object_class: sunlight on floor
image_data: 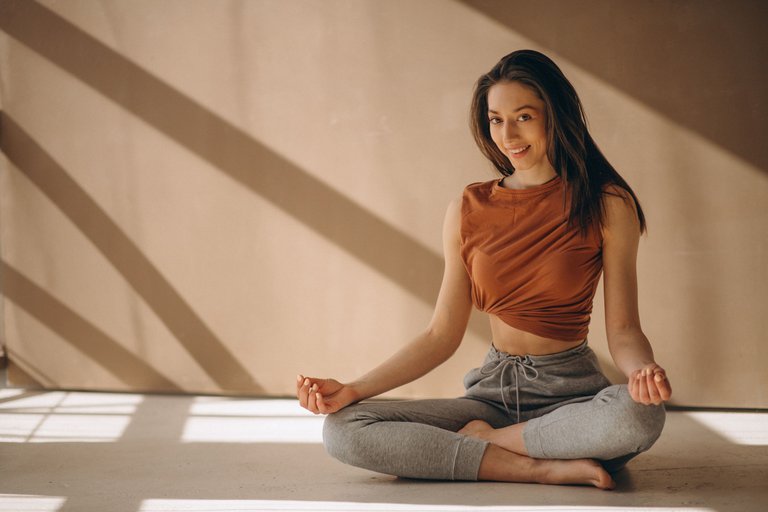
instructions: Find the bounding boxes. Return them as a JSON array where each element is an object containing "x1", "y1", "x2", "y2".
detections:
[
  {"x1": 0, "y1": 392, "x2": 326, "y2": 444},
  {"x1": 180, "y1": 397, "x2": 323, "y2": 443},
  {"x1": 0, "y1": 389, "x2": 30, "y2": 400},
  {"x1": 0, "y1": 391, "x2": 143, "y2": 442},
  {"x1": 1, "y1": 391, "x2": 765, "y2": 511},
  {"x1": 686, "y1": 411, "x2": 768, "y2": 445},
  {"x1": 3, "y1": 391, "x2": 767, "y2": 447},
  {"x1": 0, "y1": 494, "x2": 721, "y2": 512},
  {"x1": 0, "y1": 494, "x2": 65, "y2": 512}
]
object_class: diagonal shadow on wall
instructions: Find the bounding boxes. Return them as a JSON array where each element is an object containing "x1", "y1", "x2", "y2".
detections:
[
  {"x1": 0, "y1": 1, "x2": 496, "y2": 393},
  {"x1": 0, "y1": 1, "x2": 450, "y2": 303},
  {"x1": 0, "y1": 115, "x2": 260, "y2": 393},
  {"x1": 0, "y1": 0, "x2": 447, "y2": 308},
  {"x1": 459, "y1": 0, "x2": 768, "y2": 174},
  {"x1": 1, "y1": 350, "x2": 58, "y2": 389},
  {"x1": 0, "y1": 0, "x2": 453, "y2": 304},
  {"x1": 1, "y1": 261, "x2": 181, "y2": 392},
  {"x1": 0, "y1": 5, "x2": 477, "y2": 330}
]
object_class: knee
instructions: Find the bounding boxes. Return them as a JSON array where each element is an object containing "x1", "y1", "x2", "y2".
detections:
[
  {"x1": 321, "y1": 405, "x2": 368, "y2": 465},
  {"x1": 611, "y1": 385, "x2": 666, "y2": 454}
]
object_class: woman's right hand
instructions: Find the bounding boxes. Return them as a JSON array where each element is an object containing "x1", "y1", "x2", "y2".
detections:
[{"x1": 296, "y1": 374, "x2": 359, "y2": 415}]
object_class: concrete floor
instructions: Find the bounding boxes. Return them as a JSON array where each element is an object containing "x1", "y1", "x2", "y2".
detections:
[{"x1": 0, "y1": 389, "x2": 766, "y2": 512}]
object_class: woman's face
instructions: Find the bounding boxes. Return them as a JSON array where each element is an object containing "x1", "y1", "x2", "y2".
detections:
[{"x1": 486, "y1": 81, "x2": 552, "y2": 175}]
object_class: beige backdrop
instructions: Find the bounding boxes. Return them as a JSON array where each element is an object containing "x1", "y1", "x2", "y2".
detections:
[{"x1": 0, "y1": 0, "x2": 766, "y2": 407}]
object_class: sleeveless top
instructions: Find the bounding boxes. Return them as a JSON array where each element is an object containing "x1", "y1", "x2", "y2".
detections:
[{"x1": 459, "y1": 174, "x2": 603, "y2": 342}]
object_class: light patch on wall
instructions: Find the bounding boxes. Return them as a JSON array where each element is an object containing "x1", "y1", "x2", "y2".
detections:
[
  {"x1": 686, "y1": 411, "x2": 768, "y2": 446},
  {"x1": 181, "y1": 398, "x2": 322, "y2": 443},
  {"x1": 0, "y1": 391, "x2": 143, "y2": 442}
]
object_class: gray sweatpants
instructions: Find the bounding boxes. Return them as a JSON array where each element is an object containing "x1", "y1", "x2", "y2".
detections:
[{"x1": 323, "y1": 339, "x2": 665, "y2": 480}]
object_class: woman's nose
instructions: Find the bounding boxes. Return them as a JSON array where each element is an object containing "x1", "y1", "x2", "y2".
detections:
[{"x1": 502, "y1": 122, "x2": 519, "y2": 142}]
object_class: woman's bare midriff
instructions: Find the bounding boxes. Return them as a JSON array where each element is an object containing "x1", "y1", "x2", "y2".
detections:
[{"x1": 489, "y1": 314, "x2": 585, "y2": 356}]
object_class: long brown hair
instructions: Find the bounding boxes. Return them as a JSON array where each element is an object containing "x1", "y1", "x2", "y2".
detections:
[{"x1": 469, "y1": 49, "x2": 646, "y2": 238}]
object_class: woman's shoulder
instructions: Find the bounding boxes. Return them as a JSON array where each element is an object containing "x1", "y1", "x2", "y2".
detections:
[
  {"x1": 601, "y1": 183, "x2": 638, "y2": 210},
  {"x1": 600, "y1": 183, "x2": 640, "y2": 237},
  {"x1": 458, "y1": 179, "x2": 495, "y2": 218},
  {"x1": 601, "y1": 181, "x2": 631, "y2": 198},
  {"x1": 463, "y1": 178, "x2": 496, "y2": 193},
  {"x1": 461, "y1": 177, "x2": 499, "y2": 200}
]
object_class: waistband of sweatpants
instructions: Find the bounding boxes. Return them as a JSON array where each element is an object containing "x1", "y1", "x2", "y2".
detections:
[{"x1": 488, "y1": 338, "x2": 592, "y2": 367}]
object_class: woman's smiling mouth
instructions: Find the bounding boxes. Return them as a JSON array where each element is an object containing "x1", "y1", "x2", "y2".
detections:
[{"x1": 506, "y1": 145, "x2": 531, "y2": 157}]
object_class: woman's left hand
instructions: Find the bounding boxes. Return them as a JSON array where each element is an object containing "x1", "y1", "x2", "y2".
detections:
[{"x1": 629, "y1": 364, "x2": 672, "y2": 405}]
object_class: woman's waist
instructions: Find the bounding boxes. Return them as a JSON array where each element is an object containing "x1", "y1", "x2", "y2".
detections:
[{"x1": 489, "y1": 314, "x2": 586, "y2": 356}]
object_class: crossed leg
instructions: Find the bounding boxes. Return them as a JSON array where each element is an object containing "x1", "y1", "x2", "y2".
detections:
[
  {"x1": 459, "y1": 384, "x2": 666, "y2": 477},
  {"x1": 323, "y1": 396, "x2": 615, "y2": 488}
]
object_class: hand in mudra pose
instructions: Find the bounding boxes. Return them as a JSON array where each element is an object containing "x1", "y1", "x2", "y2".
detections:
[
  {"x1": 296, "y1": 374, "x2": 358, "y2": 415},
  {"x1": 629, "y1": 364, "x2": 672, "y2": 405}
]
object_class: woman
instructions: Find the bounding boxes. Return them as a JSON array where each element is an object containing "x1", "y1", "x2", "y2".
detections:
[{"x1": 296, "y1": 49, "x2": 671, "y2": 490}]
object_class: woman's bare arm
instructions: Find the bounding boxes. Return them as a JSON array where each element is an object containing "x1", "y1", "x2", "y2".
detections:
[
  {"x1": 602, "y1": 186, "x2": 672, "y2": 405},
  {"x1": 298, "y1": 193, "x2": 474, "y2": 414}
]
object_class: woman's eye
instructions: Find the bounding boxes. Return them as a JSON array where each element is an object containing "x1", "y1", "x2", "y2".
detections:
[
  {"x1": 518, "y1": 114, "x2": 531, "y2": 122},
  {"x1": 489, "y1": 118, "x2": 501, "y2": 124}
]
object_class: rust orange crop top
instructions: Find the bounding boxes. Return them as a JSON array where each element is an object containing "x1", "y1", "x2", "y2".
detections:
[{"x1": 459, "y1": 174, "x2": 603, "y2": 342}]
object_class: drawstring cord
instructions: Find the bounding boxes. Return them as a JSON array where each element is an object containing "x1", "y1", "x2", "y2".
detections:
[{"x1": 480, "y1": 353, "x2": 540, "y2": 423}]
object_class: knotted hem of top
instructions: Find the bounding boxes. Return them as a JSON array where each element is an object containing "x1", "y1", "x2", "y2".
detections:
[{"x1": 491, "y1": 314, "x2": 591, "y2": 344}]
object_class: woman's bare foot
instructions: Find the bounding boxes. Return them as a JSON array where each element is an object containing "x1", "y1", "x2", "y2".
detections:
[
  {"x1": 459, "y1": 419, "x2": 528, "y2": 455},
  {"x1": 478, "y1": 438, "x2": 615, "y2": 490},
  {"x1": 534, "y1": 458, "x2": 615, "y2": 490},
  {"x1": 458, "y1": 419, "x2": 494, "y2": 439}
]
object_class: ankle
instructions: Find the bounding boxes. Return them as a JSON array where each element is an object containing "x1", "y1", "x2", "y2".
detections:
[
  {"x1": 524, "y1": 456, "x2": 546, "y2": 483},
  {"x1": 478, "y1": 428, "x2": 495, "y2": 442}
]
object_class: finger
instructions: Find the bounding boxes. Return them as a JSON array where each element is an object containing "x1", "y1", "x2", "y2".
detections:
[
  {"x1": 628, "y1": 371, "x2": 639, "y2": 401},
  {"x1": 298, "y1": 377, "x2": 311, "y2": 409},
  {"x1": 316, "y1": 392, "x2": 332, "y2": 415},
  {"x1": 646, "y1": 372, "x2": 661, "y2": 404},
  {"x1": 632, "y1": 373, "x2": 644, "y2": 403},
  {"x1": 637, "y1": 372, "x2": 651, "y2": 404},
  {"x1": 307, "y1": 383, "x2": 319, "y2": 414},
  {"x1": 655, "y1": 373, "x2": 672, "y2": 401},
  {"x1": 296, "y1": 374, "x2": 304, "y2": 396},
  {"x1": 651, "y1": 368, "x2": 672, "y2": 401},
  {"x1": 313, "y1": 378, "x2": 327, "y2": 394},
  {"x1": 315, "y1": 392, "x2": 326, "y2": 414}
]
